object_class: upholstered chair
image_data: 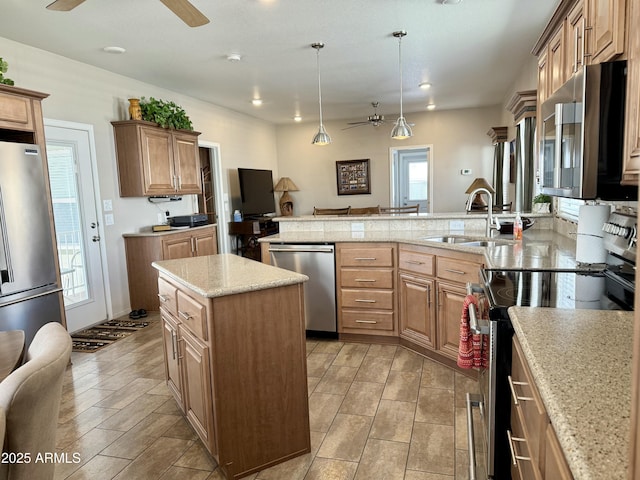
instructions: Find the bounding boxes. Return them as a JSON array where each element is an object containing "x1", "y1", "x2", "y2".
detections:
[{"x1": 0, "y1": 322, "x2": 72, "y2": 480}]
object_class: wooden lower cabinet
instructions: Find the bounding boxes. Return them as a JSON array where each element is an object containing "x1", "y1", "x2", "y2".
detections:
[
  {"x1": 398, "y1": 273, "x2": 436, "y2": 348},
  {"x1": 158, "y1": 273, "x2": 310, "y2": 480},
  {"x1": 437, "y1": 281, "x2": 467, "y2": 359},
  {"x1": 124, "y1": 225, "x2": 217, "y2": 311},
  {"x1": 510, "y1": 337, "x2": 574, "y2": 480}
]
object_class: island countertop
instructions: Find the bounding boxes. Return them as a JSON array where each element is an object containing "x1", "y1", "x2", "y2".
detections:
[
  {"x1": 152, "y1": 253, "x2": 308, "y2": 298},
  {"x1": 508, "y1": 306, "x2": 633, "y2": 480}
]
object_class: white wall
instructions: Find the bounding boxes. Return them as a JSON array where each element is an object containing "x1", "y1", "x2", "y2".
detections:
[
  {"x1": 0, "y1": 37, "x2": 278, "y2": 319},
  {"x1": 275, "y1": 105, "x2": 503, "y2": 214}
]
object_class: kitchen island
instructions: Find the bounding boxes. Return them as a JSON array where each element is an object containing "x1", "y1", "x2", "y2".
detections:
[
  {"x1": 509, "y1": 307, "x2": 633, "y2": 480},
  {"x1": 152, "y1": 254, "x2": 310, "y2": 480}
]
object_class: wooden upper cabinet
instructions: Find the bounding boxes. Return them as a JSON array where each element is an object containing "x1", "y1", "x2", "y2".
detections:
[
  {"x1": 622, "y1": 0, "x2": 640, "y2": 184},
  {"x1": 549, "y1": 27, "x2": 567, "y2": 94},
  {"x1": 112, "y1": 120, "x2": 201, "y2": 197},
  {"x1": 537, "y1": 50, "x2": 550, "y2": 107},
  {"x1": 566, "y1": 0, "x2": 590, "y2": 75},
  {"x1": 589, "y1": 0, "x2": 626, "y2": 63}
]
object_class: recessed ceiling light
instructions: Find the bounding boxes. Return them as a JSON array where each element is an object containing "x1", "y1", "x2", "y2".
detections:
[
  {"x1": 227, "y1": 53, "x2": 242, "y2": 62},
  {"x1": 441, "y1": 0, "x2": 462, "y2": 4},
  {"x1": 103, "y1": 46, "x2": 126, "y2": 54},
  {"x1": 426, "y1": 104, "x2": 436, "y2": 110},
  {"x1": 252, "y1": 99, "x2": 263, "y2": 106},
  {"x1": 293, "y1": 115, "x2": 302, "y2": 122},
  {"x1": 419, "y1": 82, "x2": 432, "y2": 90}
]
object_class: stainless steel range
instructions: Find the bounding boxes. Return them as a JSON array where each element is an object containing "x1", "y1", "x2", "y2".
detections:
[{"x1": 465, "y1": 210, "x2": 636, "y2": 480}]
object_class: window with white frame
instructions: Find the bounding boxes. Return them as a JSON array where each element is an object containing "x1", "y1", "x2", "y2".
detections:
[{"x1": 557, "y1": 197, "x2": 585, "y2": 222}]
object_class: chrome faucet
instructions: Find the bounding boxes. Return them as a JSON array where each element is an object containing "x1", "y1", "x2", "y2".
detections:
[{"x1": 466, "y1": 187, "x2": 500, "y2": 237}]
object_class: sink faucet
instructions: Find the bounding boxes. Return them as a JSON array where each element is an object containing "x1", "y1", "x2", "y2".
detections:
[{"x1": 466, "y1": 187, "x2": 500, "y2": 237}]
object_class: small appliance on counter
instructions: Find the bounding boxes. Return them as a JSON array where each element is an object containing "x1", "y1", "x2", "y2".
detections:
[{"x1": 167, "y1": 213, "x2": 208, "y2": 228}]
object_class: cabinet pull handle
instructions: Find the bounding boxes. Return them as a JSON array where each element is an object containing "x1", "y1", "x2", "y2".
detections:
[
  {"x1": 171, "y1": 331, "x2": 177, "y2": 360},
  {"x1": 158, "y1": 294, "x2": 170, "y2": 302},
  {"x1": 177, "y1": 175, "x2": 182, "y2": 190},
  {"x1": 177, "y1": 338, "x2": 184, "y2": 360},
  {"x1": 355, "y1": 320, "x2": 377, "y2": 324},
  {"x1": 355, "y1": 299, "x2": 376, "y2": 303},
  {"x1": 354, "y1": 257, "x2": 376, "y2": 261},
  {"x1": 178, "y1": 310, "x2": 193, "y2": 321},
  {"x1": 427, "y1": 285, "x2": 431, "y2": 308},
  {"x1": 407, "y1": 260, "x2": 424, "y2": 265},
  {"x1": 354, "y1": 278, "x2": 376, "y2": 282},
  {"x1": 507, "y1": 430, "x2": 531, "y2": 465},
  {"x1": 444, "y1": 268, "x2": 466, "y2": 275},
  {"x1": 507, "y1": 375, "x2": 533, "y2": 405}
]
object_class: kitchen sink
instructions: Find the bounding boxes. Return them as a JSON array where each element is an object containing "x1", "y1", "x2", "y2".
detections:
[
  {"x1": 421, "y1": 235, "x2": 513, "y2": 247},
  {"x1": 420, "y1": 236, "x2": 477, "y2": 243}
]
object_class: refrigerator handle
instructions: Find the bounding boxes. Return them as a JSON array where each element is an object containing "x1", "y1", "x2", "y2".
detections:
[{"x1": 0, "y1": 185, "x2": 14, "y2": 286}]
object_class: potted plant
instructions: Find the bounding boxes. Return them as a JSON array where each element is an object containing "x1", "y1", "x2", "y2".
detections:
[
  {"x1": 138, "y1": 96, "x2": 193, "y2": 131},
  {"x1": 0, "y1": 57, "x2": 15, "y2": 86},
  {"x1": 532, "y1": 193, "x2": 552, "y2": 213}
]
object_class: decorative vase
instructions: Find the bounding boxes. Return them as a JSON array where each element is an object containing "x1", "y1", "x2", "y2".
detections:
[{"x1": 128, "y1": 98, "x2": 142, "y2": 121}]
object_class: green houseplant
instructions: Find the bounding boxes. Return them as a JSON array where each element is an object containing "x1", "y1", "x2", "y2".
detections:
[
  {"x1": 532, "y1": 193, "x2": 552, "y2": 213},
  {"x1": 139, "y1": 97, "x2": 193, "y2": 131},
  {"x1": 0, "y1": 58, "x2": 15, "y2": 86}
]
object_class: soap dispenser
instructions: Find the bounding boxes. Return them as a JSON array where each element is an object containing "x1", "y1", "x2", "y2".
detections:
[{"x1": 513, "y1": 212, "x2": 523, "y2": 240}]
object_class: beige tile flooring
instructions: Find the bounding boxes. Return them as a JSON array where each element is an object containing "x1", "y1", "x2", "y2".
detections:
[{"x1": 55, "y1": 314, "x2": 478, "y2": 480}]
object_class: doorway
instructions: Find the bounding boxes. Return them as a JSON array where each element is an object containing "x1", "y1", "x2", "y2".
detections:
[
  {"x1": 198, "y1": 141, "x2": 230, "y2": 253},
  {"x1": 45, "y1": 120, "x2": 108, "y2": 333},
  {"x1": 390, "y1": 146, "x2": 432, "y2": 213}
]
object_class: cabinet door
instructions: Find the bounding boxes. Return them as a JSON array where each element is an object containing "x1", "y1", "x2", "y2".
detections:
[
  {"x1": 0, "y1": 90, "x2": 34, "y2": 132},
  {"x1": 140, "y1": 126, "x2": 175, "y2": 195},
  {"x1": 161, "y1": 314, "x2": 184, "y2": 411},
  {"x1": 589, "y1": 0, "x2": 626, "y2": 63},
  {"x1": 548, "y1": 27, "x2": 566, "y2": 95},
  {"x1": 162, "y1": 234, "x2": 193, "y2": 260},
  {"x1": 193, "y1": 230, "x2": 217, "y2": 256},
  {"x1": 398, "y1": 273, "x2": 436, "y2": 349},
  {"x1": 180, "y1": 326, "x2": 216, "y2": 455},
  {"x1": 436, "y1": 281, "x2": 466, "y2": 361},
  {"x1": 173, "y1": 132, "x2": 202, "y2": 194},
  {"x1": 567, "y1": 0, "x2": 589, "y2": 75},
  {"x1": 623, "y1": 0, "x2": 640, "y2": 185}
]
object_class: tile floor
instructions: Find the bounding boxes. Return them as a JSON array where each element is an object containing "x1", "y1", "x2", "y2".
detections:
[{"x1": 54, "y1": 314, "x2": 478, "y2": 480}]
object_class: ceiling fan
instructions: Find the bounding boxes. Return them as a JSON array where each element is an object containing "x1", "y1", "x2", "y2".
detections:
[
  {"x1": 46, "y1": 0, "x2": 210, "y2": 27},
  {"x1": 343, "y1": 102, "x2": 387, "y2": 130}
]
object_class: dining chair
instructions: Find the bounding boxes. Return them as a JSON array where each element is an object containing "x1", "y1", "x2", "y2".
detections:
[
  {"x1": 380, "y1": 205, "x2": 419, "y2": 214},
  {"x1": 313, "y1": 206, "x2": 351, "y2": 215},
  {"x1": 349, "y1": 206, "x2": 381, "y2": 215},
  {"x1": 0, "y1": 322, "x2": 72, "y2": 480}
]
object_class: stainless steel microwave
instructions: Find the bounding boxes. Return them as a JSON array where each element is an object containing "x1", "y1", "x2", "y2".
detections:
[{"x1": 539, "y1": 60, "x2": 636, "y2": 201}]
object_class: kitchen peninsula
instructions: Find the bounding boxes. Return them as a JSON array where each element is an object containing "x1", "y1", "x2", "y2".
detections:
[{"x1": 152, "y1": 254, "x2": 310, "y2": 480}]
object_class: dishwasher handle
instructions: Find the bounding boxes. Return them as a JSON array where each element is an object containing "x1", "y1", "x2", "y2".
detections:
[{"x1": 269, "y1": 246, "x2": 334, "y2": 253}]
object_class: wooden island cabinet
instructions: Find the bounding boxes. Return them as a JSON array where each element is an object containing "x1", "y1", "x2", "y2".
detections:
[{"x1": 153, "y1": 254, "x2": 310, "y2": 480}]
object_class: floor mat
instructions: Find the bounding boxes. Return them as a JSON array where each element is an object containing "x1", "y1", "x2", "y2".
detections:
[{"x1": 71, "y1": 319, "x2": 150, "y2": 353}]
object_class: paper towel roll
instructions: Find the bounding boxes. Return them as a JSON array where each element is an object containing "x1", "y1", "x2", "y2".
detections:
[{"x1": 575, "y1": 204, "x2": 610, "y2": 264}]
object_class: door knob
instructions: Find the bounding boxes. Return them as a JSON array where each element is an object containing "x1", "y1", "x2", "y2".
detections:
[
  {"x1": 91, "y1": 222, "x2": 98, "y2": 229},
  {"x1": 92, "y1": 235, "x2": 100, "y2": 242}
]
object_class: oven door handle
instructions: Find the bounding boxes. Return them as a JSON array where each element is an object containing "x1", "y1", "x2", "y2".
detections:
[
  {"x1": 466, "y1": 392, "x2": 483, "y2": 480},
  {"x1": 466, "y1": 282, "x2": 490, "y2": 335}
]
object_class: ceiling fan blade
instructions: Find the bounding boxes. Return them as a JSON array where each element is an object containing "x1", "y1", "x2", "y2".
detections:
[
  {"x1": 342, "y1": 124, "x2": 368, "y2": 130},
  {"x1": 46, "y1": 0, "x2": 86, "y2": 11},
  {"x1": 159, "y1": 0, "x2": 210, "y2": 27},
  {"x1": 346, "y1": 121, "x2": 368, "y2": 125}
]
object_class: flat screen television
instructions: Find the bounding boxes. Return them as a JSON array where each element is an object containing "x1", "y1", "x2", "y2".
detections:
[{"x1": 238, "y1": 168, "x2": 276, "y2": 218}]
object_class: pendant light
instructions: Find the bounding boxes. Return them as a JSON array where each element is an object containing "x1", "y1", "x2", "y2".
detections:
[
  {"x1": 311, "y1": 42, "x2": 331, "y2": 145},
  {"x1": 391, "y1": 30, "x2": 413, "y2": 140}
]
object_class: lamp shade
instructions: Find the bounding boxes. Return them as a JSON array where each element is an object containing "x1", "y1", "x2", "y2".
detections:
[
  {"x1": 312, "y1": 124, "x2": 331, "y2": 146},
  {"x1": 465, "y1": 177, "x2": 495, "y2": 194},
  {"x1": 274, "y1": 177, "x2": 299, "y2": 192},
  {"x1": 391, "y1": 117, "x2": 413, "y2": 140}
]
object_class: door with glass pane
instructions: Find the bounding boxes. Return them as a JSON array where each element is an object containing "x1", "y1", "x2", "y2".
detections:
[
  {"x1": 394, "y1": 148, "x2": 430, "y2": 212},
  {"x1": 45, "y1": 122, "x2": 107, "y2": 332}
]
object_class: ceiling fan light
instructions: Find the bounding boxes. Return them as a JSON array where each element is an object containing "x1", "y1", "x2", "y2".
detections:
[
  {"x1": 312, "y1": 124, "x2": 332, "y2": 145},
  {"x1": 391, "y1": 117, "x2": 413, "y2": 139}
]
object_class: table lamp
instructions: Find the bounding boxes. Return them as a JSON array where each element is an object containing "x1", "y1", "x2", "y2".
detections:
[
  {"x1": 465, "y1": 177, "x2": 494, "y2": 208},
  {"x1": 274, "y1": 177, "x2": 299, "y2": 216}
]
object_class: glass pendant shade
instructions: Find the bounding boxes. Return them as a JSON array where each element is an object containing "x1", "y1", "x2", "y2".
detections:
[
  {"x1": 391, "y1": 117, "x2": 413, "y2": 139},
  {"x1": 311, "y1": 42, "x2": 331, "y2": 145}
]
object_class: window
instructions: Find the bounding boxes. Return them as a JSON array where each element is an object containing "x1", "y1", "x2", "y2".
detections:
[{"x1": 556, "y1": 197, "x2": 585, "y2": 222}]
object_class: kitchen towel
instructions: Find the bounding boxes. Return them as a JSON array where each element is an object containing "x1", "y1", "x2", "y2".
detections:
[
  {"x1": 575, "y1": 204, "x2": 611, "y2": 264},
  {"x1": 457, "y1": 294, "x2": 488, "y2": 369}
]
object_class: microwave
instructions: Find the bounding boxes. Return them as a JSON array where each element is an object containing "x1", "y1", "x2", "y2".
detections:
[{"x1": 539, "y1": 60, "x2": 636, "y2": 201}]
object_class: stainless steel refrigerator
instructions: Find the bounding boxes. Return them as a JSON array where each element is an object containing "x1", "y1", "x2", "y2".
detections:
[{"x1": 0, "y1": 141, "x2": 65, "y2": 349}]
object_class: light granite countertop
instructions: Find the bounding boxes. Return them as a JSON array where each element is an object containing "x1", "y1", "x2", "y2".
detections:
[
  {"x1": 123, "y1": 223, "x2": 216, "y2": 237},
  {"x1": 508, "y1": 307, "x2": 633, "y2": 480},
  {"x1": 152, "y1": 253, "x2": 308, "y2": 298},
  {"x1": 261, "y1": 229, "x2": 584, "y2": 271}
]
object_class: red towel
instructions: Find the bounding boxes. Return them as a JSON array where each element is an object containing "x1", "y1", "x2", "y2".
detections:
[{"x1": 457, "y1": 294, "x2": 488, "y2": 369}]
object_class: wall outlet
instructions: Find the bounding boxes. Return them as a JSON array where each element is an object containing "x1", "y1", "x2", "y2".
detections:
[
  {"x1": 449, "y1": 219, "x2": 465, "y2": 231},
  {"x1": 103, "y1": 199, "x2": 113, "y2": 211}
]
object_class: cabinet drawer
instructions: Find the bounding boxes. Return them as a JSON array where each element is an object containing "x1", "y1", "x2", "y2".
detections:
[
  {"x1": 340, "y1": 268, "x2": 394, "y2": 289},
  {"x1": 398, "y1": 247, "x2": 435, "y2": 276},
  {"x1": 176, "y1": 289, "x2": 207, "y2": 340},
  {"x1": 341, "y1": 310, "x2": 394, "y2": 331},
  {"x1": 511, "y1": 338, "x2": 547, "y2": 465},
  {"x1": 436, "y1": 257, "x2": 481, "y2": 284},
  {"x1": 158, "y1": 277, "x2": 178, "y2": 316},
  {"x1": 339, "y1": 246, "x2": 394, "y2": 267},
  {"x1": 510, "y1": 404, "x2": 543, "y2": 480},
  {"x1": 340, "y1": 289, "x2": 394, "y2": 310}
]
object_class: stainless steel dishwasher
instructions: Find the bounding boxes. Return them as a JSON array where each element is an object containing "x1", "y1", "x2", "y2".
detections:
[{"x1": 269, "y1": 243, "x2": 337, "y2": 335}]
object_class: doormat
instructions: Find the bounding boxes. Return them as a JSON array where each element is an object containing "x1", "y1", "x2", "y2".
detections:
[{"x1": 72, "y1": 320, "x2": 150, "y2": 353}]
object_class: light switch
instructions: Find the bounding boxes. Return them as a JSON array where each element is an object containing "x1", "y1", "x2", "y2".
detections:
[
  {"x1": 103, "y1": 199, "x2": 113, "y2": 211},
  {"x1": 104, "y1": 213, "x2": 114, "y2": 226}
]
